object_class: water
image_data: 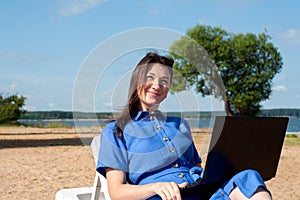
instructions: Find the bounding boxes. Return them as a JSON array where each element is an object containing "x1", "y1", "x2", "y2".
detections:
[
  {"x1": 286, "y1": 118, "x2": 300, "y2": 132},
  {"x1": 19, "y1": 117, "x2": 300, "y2": 132}
]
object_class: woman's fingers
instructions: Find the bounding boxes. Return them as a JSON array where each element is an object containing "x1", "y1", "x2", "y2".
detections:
[
  {"x1": 178, "y1": 182, "x2": 188, "y2": 189},
  {"x1": 156, "y1": 182, "x2": 182, "y2": 200}
]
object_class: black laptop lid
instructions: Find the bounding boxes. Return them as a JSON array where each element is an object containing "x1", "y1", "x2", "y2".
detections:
[{"x1": 203, "y1": 116, "x2": 289, "y2": 183}]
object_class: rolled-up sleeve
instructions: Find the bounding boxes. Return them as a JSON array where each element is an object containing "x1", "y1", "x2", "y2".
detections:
[{"x1": 96, "y1": 122, "x2": 129, "y2": 177}]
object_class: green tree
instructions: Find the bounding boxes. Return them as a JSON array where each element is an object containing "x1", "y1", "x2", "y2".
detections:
[
  {"x1": 0, "y1": 93, "x2": 27, "y2": 124},
  {"x1": 170, "y1": 25, "x2": 283, "y2": 116}
]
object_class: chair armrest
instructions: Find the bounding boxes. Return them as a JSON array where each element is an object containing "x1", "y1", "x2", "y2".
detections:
[{"x1": 91, "y1": 171, "x2": 111, "y2": 200}]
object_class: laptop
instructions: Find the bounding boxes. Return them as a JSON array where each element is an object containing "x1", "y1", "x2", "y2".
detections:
[
  {"x1": 203, "y1": 116, "x2": 289, "y2": 183},
  {"x1": 181, "y1": 116, "x2": 289, "y2": 195}
]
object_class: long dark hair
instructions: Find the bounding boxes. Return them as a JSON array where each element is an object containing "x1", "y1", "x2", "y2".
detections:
[{"x1": 114, "y1": 52, "x2": 174, "y2": 139}]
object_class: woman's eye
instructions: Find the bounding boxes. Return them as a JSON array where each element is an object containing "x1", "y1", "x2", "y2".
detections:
[
  {"x1": 160, "y1": 80, "x2": 169, "y2": 85},
  {"x1": 146, "y1": 75, "x2": 154, "y2": 81}
]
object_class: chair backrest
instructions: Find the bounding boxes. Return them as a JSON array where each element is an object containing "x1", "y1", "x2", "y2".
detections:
[
  {"x1": 91, "y1": 135, "x2": 100, "y2": 165},
  {"x1": 90, "y1": 136, "x2": 111, "y2": 200}
]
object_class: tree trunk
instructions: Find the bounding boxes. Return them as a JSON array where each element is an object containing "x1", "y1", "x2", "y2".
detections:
[{"x1": 224, "y1": 100, "x2": 234, "y2": 116}]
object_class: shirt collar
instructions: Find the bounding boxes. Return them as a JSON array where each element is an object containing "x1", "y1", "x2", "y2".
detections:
[
  {"x1": 134, "y1": 111, "x2": 150, "y2": 121},
  {"x1": 134, "y1": 110, "x2": 166, "y2": 121}
]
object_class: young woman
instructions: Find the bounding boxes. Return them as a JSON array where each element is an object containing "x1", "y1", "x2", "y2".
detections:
[{"x1": 97, "y1": 52, "x2": 272, "y2": 200}]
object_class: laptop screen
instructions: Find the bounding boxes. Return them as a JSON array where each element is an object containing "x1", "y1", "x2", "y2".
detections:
[{"x1": 203, "y1": 116, "x2": 289, "y2": 183}]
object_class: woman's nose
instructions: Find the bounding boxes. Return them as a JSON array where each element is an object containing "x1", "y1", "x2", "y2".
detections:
[{"x1": 151, "y1": 80, "x2": 161, "y2": 89}]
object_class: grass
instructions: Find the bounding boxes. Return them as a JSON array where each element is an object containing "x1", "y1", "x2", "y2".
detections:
[
  {"x1": 29, "y1": 122, "x2": 72, "y2": 128},
  {"x1": 0, "y1": 122, "x2": 72, "y2": 128},
  {"x1": 284, "y1": 135, "x2": 300, "y2": 146},
  {"x1": 0, "y1": 122, "x2": 23, "y2": 127},
  {"x1": 44, "y1": 122, "x2": 72, "y2": 128}
]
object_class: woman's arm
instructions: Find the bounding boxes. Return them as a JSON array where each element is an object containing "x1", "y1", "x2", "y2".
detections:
[{"x1": 106, "y1": 168, "x2": 187, "y2": 200}]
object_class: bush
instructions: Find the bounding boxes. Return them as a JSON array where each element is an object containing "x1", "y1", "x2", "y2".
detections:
[
  {"x1": 0, "y1": 93, "x2": 26, "y2": 124},
  {"x1": 286, "y1": 134, "x2": 298, "y2": 138}
]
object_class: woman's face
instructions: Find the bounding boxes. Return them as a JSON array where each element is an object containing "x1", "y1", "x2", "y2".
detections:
[{"x1": 139, "y1": 63, "x2": 171, "y2": 111}]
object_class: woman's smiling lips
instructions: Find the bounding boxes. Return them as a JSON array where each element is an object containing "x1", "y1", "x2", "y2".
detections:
[{"x1": 147, "y1": 91, "x2": 160, "y2": 97}]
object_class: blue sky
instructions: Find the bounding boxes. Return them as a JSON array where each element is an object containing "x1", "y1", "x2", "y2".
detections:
[{"x1": 1, "y1": 0, "x2": 300, "y2": 112}]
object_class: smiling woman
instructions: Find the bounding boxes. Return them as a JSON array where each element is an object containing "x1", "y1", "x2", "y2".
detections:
[{"x1": 95, "y1": 52, "x2": 273, "y2": 200}]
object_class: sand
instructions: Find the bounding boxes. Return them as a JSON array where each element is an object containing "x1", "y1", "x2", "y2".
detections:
[{"x1": 0, "y1": 127, "x2": 299, "y2": 200}]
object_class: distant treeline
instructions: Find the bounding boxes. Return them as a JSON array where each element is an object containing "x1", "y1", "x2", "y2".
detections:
[
  {"x1": 19, "y1": 109, "x2": 300, "y2": 120},
  {"x1": 259, "y1": 108, "x2": 300, "y2": 118}
]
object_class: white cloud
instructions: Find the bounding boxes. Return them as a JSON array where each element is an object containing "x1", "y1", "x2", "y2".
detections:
[
  {"x1": 60, "y1": 0, "x2": 111, "y2": 17},
  {"x1": 48, "y1": 103, "x2": 55, "y2": 108},
  {"x1": 279, "y1": 28, "x2": 300, "y2": 45},
  {"x1": 272, "y1": 85, "x2": 288, "y2": 92},
  {"x1": 24, "y1": 105, "x2": 37, "y2": 111},
  {"x1": 10, "y1": 82, "x2": 17, "y2": 89},
  {"x1": 104, "y1": 102, "x2": 112, "y2": 107},
  {"x1": 0, "y1": 81, "x2": 18, "y2": 93},
  {"x1": 275, "y1": 74, "x2": 286, "y2": 81}
]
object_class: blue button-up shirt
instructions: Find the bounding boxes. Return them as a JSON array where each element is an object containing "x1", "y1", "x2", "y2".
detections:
[{"x1": 97, "y1": 111, "x2": 202, "y2": 185}]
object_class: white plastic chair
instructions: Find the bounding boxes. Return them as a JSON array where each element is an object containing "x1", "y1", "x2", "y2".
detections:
[{"x1": 55, "y1": 136, "x2": 111, "y2": 200}]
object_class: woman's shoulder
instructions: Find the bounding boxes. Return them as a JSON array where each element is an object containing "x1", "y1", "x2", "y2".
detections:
[
  {"x1": 102, "y1": 120, "x2": 117, "y2": 135},
  {"x1": 101, "y1": 120, "x2": 125, "y2": 143},
  {"x1": 104, "y1": 120, "x2": 117, "y2": 127}
]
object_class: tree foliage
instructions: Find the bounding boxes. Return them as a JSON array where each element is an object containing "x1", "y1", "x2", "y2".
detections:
[
  {"x1": 0, "y1": 93, "x2": 26, "y2": 124},
  {"x1": 170, "y1": 25, "x2": 283, "y2": 116}
]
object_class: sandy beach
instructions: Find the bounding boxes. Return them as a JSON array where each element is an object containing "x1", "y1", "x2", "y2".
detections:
[{"x1": 0, "y1": 126, "x2": 299, "y2": 200}]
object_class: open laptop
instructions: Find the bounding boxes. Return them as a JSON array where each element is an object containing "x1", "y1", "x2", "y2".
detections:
[{"x1": 181, "y1": 116, "x2": 289, "y2": 194}]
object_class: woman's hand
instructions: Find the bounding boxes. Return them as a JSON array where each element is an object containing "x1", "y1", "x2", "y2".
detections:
[
  {"x1": 106, "y1": 168, "x2": 189, "y2": 200},
  {"x1": 152, "y1": 182, "x2": 188, "y2": 200}
]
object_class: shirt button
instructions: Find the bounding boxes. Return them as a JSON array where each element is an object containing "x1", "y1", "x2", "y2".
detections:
[
  {"x1": 169, "y1": 148, "x2": 175, "y2": 153},
  {"x1": 221, "y1": 191, "x2": 225, "y2": 196},
  {"x1": 163, "y1": 137, "x2": 169, "y2": 141},
  {"x1": 173, "y1": 163, "x2": 179, "y2": 168},
  {"x1": 156, "y1": 125, "x2": 162, "y2": 130},
  {"x1": 178, "y1": 173, "x2": 184, "y2": 178}
]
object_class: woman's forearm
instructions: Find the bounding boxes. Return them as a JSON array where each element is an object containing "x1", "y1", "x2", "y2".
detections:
[
  {"x1": 106, "y1": 168, "x2": 185, "y2": 200},
  {"x1": 106, "y1": 168, "x2": 159, "y2": 200},
  {"x1": 108, "y1": 182, "x2": 158, "y2": 200}
]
